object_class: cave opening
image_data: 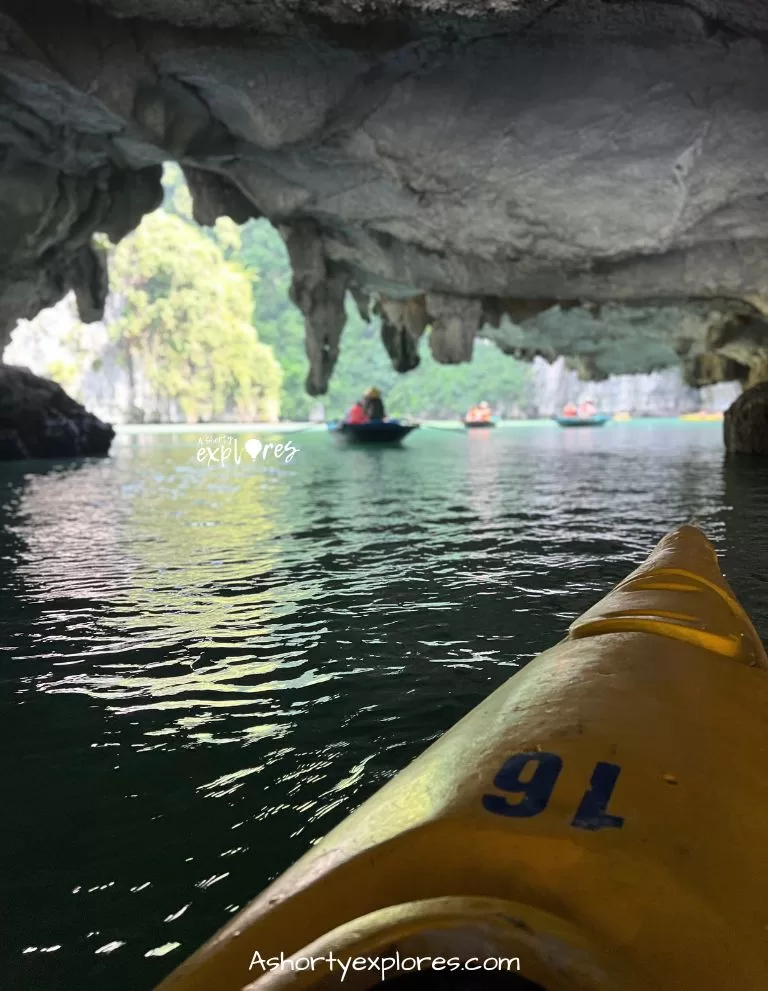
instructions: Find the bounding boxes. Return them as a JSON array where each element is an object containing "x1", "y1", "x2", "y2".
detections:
[{"x1": 1, "y1": 157, "x2": 753, "y2": 456}]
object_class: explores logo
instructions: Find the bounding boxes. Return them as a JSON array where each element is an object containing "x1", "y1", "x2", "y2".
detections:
[{"x1": 196, "y1": 434, "x2": 299, "y2": 467}]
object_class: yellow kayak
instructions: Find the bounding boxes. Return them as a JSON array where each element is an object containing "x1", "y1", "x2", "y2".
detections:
[
  {"x1": 157, "y1": 526, "x2": 768, "y2": 991},
  {"x1": 680, "y1": 412, "x2": 723, "y2": 422}
]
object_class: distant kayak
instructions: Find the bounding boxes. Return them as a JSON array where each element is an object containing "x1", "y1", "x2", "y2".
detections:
[
  {"x1": 156, "y1": 526, "x2": 768, "y2": 991},
  {"x1": 556, "y1": 414, "x2": 611, "y2": 428},
  {"x1": 680, "y1": 412, "x2": 723, "y2": 422},
  {"x1": 327, "y1": 419, "x2": 419, "y2": 444},
  {"x1": 463, "y1": 418, "x2": 497, "y2": 429}
]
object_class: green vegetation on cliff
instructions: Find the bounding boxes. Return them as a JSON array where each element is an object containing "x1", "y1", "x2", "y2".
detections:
[{"x1": 109, "y1": 203, "x2": 281, "y2": 421}]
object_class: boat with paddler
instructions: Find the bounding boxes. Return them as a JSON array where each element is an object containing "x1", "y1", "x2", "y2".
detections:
[
  {"x1": 463, "y1": 402, "x2": 496, "y2": 429},
  {"x1": 156, "y1": 525, "x2": 768, "y2": 991},
  {"x1": 327, "y1": 419, "x2": 419, "y2": 445},
  {"x1": 555, "y1": 413, "x2": 611, "y2": 428},
  {"x1": 463, "y1": 417, "x2": 497, "y2": 429}
]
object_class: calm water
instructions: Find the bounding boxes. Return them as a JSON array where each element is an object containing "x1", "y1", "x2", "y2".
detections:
[{"x1": 2, "y1": 420, "x2": 768, "y2": 990}]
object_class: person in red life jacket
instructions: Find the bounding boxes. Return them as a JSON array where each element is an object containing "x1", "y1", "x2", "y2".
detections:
[
  {"x1": 466, "y1": 402, "x2": 490, "y2": 422},
  {"x1": 477, "y1": 401, "x2": 492, "y2": 422},
  {"x1": 345, "y1": 399, "x2": 368, "y2": 425},
  {"x1": 562, "y1": 402, "x2": 578, "y2": 417}
]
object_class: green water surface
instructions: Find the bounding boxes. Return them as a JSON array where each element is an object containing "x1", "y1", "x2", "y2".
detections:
[{"x1": 1, "y1": 419, "x2": 766, "y2": 990}]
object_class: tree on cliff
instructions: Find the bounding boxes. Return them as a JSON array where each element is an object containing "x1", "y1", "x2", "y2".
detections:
[{"x1": 109, "y1": 210, "x2": 282, "y2": 421}]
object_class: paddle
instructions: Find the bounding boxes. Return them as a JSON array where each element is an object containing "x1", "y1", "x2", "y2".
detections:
[{"x1": 416, "y1": 421, "x2": 467, "y2": 433}]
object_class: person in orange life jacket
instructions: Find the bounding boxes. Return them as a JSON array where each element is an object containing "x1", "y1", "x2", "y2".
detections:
[
  {"x1": 363, "y1": 387, "x2": 386, "y2": 421},
  {"x1": 562, "y1": 403, "x2": 578, "y2": 417},
  {"x1": 345, "y1": 400, "x2": 368, "y2": 425}
]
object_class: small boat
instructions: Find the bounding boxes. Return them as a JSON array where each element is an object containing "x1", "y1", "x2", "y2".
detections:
[
  {"x1": 556, "y1": 413, "x2": 611, "y2": 427},
  {"x1": 156, "y1": 526, "x2": 768, "y2": 991},
  {"x1": 463, "y1": 417, "x2": 497, "y2": 429},
  {"x1": 680, "y1": 411, "x2": 723, "y2": 422},
  {"x1": 327, "y1": 419, "x2": 419, "y2": 444}
]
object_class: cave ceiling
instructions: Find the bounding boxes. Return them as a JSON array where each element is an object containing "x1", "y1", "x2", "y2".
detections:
[{"x1": 3, "y1": 0, "x2": 768, "y2": 391}]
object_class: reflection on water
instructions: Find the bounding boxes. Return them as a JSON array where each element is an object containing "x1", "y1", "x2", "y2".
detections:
[{"x1": 1, "y1": 420, "x2": 766, "y2": 990}]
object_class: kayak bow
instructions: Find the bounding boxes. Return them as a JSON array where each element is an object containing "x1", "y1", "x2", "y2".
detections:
[{"x1": 156, "y1": 526, "x2": 768, "y2": 991}]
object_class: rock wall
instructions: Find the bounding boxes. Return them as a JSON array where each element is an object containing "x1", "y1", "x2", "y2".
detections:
[
  {"x1": 724, "y1": 382, "x2": 768, "y2": 455},
  {"x1": 4, "y1": 293, "x2": 280, "y2": 424},
  {"x1": 529, "y1": 356, "x2": 740, "y2": 418},
  {"x1": 0, "y1": 362, "x2": 114, "y2": 459}
]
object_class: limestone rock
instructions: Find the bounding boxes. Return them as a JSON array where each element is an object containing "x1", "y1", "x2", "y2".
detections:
[
  {"x1": 282, "y1": 220, "x2": 349, "y2": 395},
  {"x1": 724, "y1": 382, "x2": 768, "y2": 456},
  {"x1": 377, "y1": 296, "x2": 428, "y2": 373},
  {"x1": 0, "y1": 364, "x2": 115, "y2": 460},
  {"x1": 4, "y1": 1, "x2": 768, "y2": 391},
  {"x1": 426, "y1": 294, "x2": 481, "y2": 363},
  {"x1": 181, "y1": 167, "x2": 260, "y2": 226},
  {"x1": 686, "y1": 353, "x2": 748, "y2": 389},
  {"x1": 532, "y1": 355, "x2": 740, "y2": 419}
]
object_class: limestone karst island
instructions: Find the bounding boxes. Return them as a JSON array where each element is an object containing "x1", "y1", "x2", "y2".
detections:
[{"x1": 2, "y1": 3, "x2": 768, "y2": 991}]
